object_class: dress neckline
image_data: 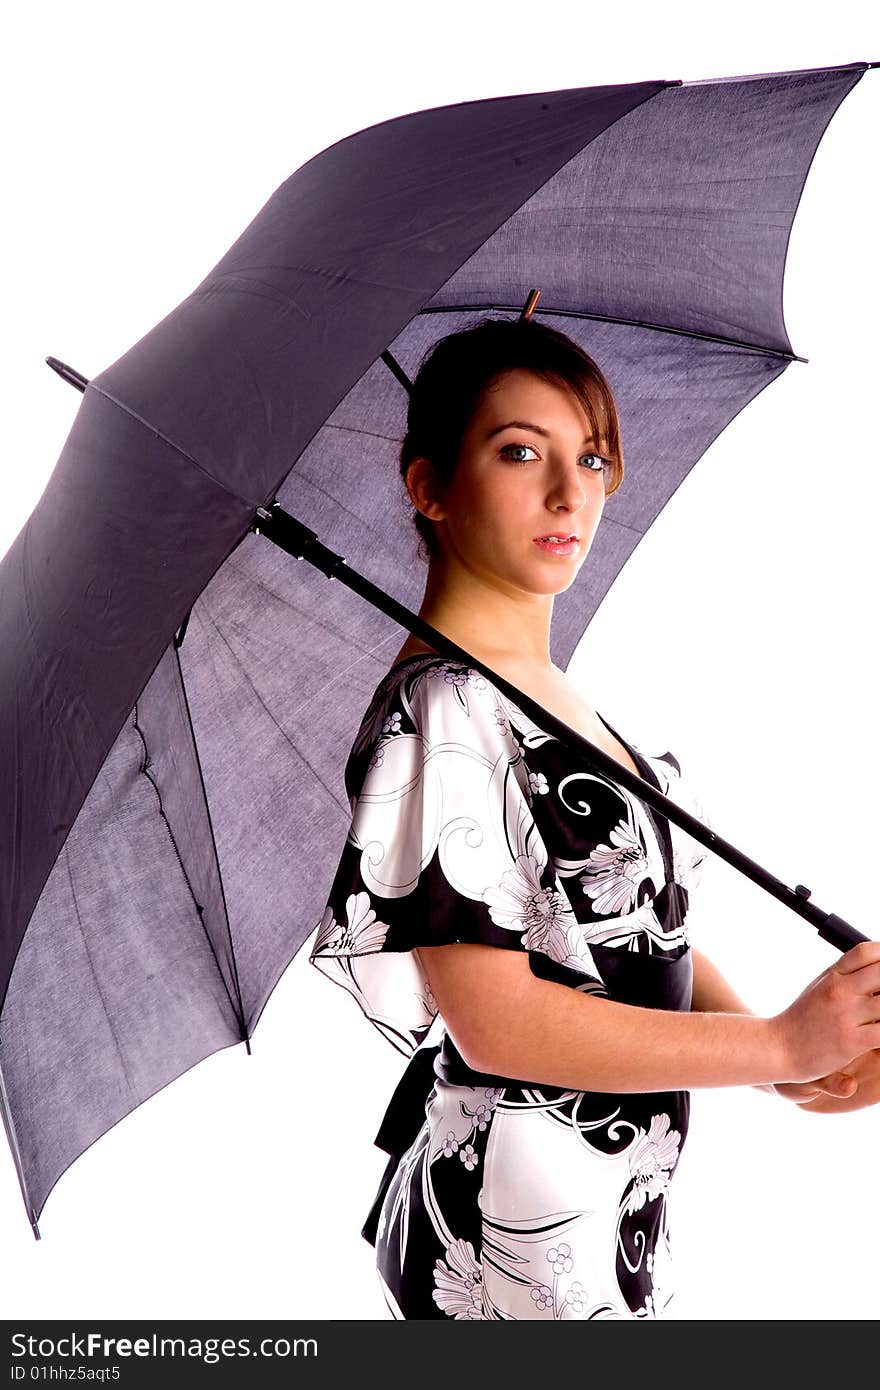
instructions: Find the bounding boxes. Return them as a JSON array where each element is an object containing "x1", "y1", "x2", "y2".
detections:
[
  {"x1": 379, "y1": 651, "x2": 675, "y2": 883},
  {"x1": 380, "y1": 652, "x2": 659, "y2": 791}
]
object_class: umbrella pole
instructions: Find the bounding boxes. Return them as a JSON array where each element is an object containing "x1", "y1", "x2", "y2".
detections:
[{"x1": 252, "y1": 501, "x2": 867, "y2": 956}]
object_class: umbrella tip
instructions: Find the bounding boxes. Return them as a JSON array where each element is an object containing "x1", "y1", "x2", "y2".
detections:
[
  {"x1": 519, "y1": 289, "x2": 541, "y2": 321},
  {"x1": 45, "y1": 356, "x2": 89, "y2": 393}
]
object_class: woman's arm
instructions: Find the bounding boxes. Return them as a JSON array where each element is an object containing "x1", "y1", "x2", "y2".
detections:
[
  {"x1": 689, "y1": 949, "x2": 861, "y2": 1105},
  {"x1": 690, "y1": 948, "x2": 775, "y2": 1094},
  {"x1": 417, "y1": 941, "x2": 790, "y2": 1092}
]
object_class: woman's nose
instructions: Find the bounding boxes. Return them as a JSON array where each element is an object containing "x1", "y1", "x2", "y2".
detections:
[{"x1": 547, "y1": 462, "x2": 589, "y2": 512}]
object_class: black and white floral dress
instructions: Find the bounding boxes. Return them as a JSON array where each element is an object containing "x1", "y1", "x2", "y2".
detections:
[{"x1": 309, "y1": 654, "x2": 711, "y2": 1320}]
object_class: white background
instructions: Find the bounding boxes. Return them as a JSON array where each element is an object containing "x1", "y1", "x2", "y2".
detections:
[{"x1": 1, "y1": 0, "x2": 878, "y2": 1323}]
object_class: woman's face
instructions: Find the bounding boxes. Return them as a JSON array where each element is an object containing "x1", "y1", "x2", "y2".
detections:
[{"x1": 424, "y1": 368, "x2": 609, "y2": 597}]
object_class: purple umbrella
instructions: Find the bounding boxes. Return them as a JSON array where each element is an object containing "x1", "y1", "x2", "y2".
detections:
[{"x1": 1, "y1": 59, "x2": 875, "y2": 1239}]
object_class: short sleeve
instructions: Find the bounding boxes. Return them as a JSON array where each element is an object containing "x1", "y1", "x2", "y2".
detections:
[{"x1": 308, "y1": 660, "x2": 603, "y2": 1056}]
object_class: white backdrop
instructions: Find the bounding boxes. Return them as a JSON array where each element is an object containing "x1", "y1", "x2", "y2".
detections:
[{"x1": 1, "y1": 0, "x2": 878, "y2": 1323}]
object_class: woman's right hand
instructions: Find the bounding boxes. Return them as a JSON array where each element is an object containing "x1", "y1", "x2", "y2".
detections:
[{"x1": 771, "y1": 940, "x2": 880, "y2": 1083}]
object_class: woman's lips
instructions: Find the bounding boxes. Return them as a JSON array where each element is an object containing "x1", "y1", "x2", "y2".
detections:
[{"x1": 533, "y1": 536, "x2": 579, "y2": 556}]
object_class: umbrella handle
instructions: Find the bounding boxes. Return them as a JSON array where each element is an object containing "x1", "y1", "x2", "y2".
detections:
[{"x1": 814, "y1": 912, "x2": 869, "y2": 952}]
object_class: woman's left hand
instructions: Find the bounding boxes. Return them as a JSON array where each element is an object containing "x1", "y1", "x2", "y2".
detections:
[{"x1": 772, "y1": 1048, "x2": 880, "y2": 1114}]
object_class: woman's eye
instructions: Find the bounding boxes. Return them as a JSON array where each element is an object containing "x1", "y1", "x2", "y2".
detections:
[
  {"x1": 500, "y1": 443, "x2": 538, "y2": 465},
  {"x1": 500, "y1": 443, "x2": 608, "y2": 472}
]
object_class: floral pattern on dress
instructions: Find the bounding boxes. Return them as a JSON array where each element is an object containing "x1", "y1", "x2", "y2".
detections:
[{"x1": 309, "y1": 654, "x2": 712, "y2": 1320}]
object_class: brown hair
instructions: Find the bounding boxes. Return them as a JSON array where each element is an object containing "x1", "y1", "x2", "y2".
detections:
[{"x1": 399, "y1": 316, "x2": 624, "y2": 563}]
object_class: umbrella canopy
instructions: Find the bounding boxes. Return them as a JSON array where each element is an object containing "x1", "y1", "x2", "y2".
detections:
[{"x1": 0, "y1": 60, "x2": 875, "y2": 1238}]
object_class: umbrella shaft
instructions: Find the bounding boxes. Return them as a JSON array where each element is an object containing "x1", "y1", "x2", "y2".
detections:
[{"x1": 252, "y1": 503, "x2": 867, "y2": 955}]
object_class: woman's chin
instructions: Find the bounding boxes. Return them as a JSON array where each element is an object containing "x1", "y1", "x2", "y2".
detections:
[
  {"x1": 512, "y1": 566, "x2": 583, "y2": 598},
  {"x1": 525, "y1": 553, "x2": 584, "y2": 592},
  {"x1": 463, "y1": 547, "x2": 584, "y2": 597}
]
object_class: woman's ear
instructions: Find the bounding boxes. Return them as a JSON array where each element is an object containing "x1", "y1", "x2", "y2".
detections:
[{"x1": 404, "y1": 456, "x2": 447, "y2": 525}]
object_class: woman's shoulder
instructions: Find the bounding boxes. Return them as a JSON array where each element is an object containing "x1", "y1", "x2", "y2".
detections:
[
  {"x1": 376, "y1": 653, "x2": 498, "y2": 727},
  {"x1": 345, "y1": 654, "x2": 513, "y2": 794},
  {"x1": 388, "y1": 636, "x2": 442, "y2": 666}
]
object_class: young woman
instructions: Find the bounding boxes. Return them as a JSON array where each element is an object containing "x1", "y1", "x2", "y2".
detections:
[{"x1": 309, "y1": 317, "x2": 880, "y2": 1320}]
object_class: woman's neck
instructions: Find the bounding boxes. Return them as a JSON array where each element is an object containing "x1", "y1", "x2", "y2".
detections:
[{"x1": 410, "y1": 562, "x2": 555, "y2": 672}]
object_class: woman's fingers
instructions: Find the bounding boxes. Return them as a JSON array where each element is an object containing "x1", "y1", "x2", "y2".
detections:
[
  {"x1": 815, "y1": 1071, "x2": 858, "y2": 1096},
  {"x1": 833, "y1": 941, "x2": 880, "y2": 977}
]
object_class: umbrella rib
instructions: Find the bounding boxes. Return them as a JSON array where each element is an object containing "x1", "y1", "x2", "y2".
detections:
[
  {"x1": 61, "y1": 844, "x2": 143, "y2": 1102},
  {"x1": 416, "y1": 304, "x2": 807, "y2": 363},
  {"x1": 0, "y1": 1055, "x2": 40, "y2": 1239},
  {"x1": 679, "y1": 58, "x2": 878, "y2": 83},
  {"x1": 281, "y1": 634, "x2": 404, "y2": 727},
  {"x1": 134, "y1": 685, "x2": 251, "y2": 1048},
  {"x1": 198, "y1": 601, "x2": 352, "y2": 817},
  {"x1": 88, "y1": 382, "x2": 265, "y2": 509}
]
